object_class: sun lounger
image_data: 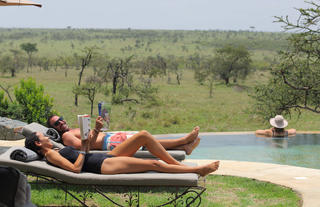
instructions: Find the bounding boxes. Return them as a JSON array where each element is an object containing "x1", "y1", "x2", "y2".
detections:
[
  {"x1": 0, "y1": 147, "x2": 205, "y2": 207},
  {"x1": 22, "y1": 122, "x2": 186, "y2": 161}
]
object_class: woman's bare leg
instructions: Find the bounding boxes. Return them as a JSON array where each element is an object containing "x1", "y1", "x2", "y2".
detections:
[
  {"x1": 156, "y1": 126, "x2": 200, "y2": 149},
  {"x1": 101, "y1": 156, "x2": 220, "y2": 176},
  {"x1": 108, "y1": 130, "x2": 182, "y2": 165}
]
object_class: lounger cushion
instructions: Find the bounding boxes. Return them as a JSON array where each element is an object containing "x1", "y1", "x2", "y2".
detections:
[
  {"x1": 21, "y1": 123, "x2": 186, "y2": 161},
  {"x1": 0, "y1": 147, "x2": 198, "y2": 187},
  {"x1": 22, "y1": 122, "x2": 48, "y2": 137},
  {"x1": 45, "y1": 128, "x2": 61, "y2": 143},
  {"x1": 10, "y1": 147, "x2": 40, "y2": 162},
  {"x1": 22, "y1": 123, "x2": 65, "y2": 149}
]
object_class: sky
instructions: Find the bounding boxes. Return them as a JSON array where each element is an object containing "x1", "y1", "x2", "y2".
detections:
[{"x1": 0, "y1": 0, "x2": 311, "y2": 32}]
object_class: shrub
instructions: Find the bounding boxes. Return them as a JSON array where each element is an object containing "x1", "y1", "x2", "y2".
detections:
[
  {"x1": 14, "y1": 78, "x2": 55, "y2": 124},
  {"x1": 0, "y1": 91, "x2": 9, "y2": 115}
]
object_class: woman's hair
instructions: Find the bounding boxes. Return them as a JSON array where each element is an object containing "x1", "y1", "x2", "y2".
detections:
[
  {"x1": 25, "y1": 132, "x2": 43, "y2": 157},
  {"x1": 274, "y1": 127, "x2": 285, "y2": 133}
]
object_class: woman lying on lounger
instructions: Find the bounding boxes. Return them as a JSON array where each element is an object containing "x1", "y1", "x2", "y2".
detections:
[
  {"x1": 25, "y1": 117, "x2": 219, "y2": 176},
  {"x1": 47, "y1": 115, "x2": 200, "y2": 155}
]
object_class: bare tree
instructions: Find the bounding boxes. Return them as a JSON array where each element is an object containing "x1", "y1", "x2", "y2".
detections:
[{"x1": 74, "y1": 46, "x2": 98, "y2": 106}]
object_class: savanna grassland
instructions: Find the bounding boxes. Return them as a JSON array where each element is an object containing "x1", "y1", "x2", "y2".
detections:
[{"x1": 0, "y1": 28, "x2": 319, "y2": 133}]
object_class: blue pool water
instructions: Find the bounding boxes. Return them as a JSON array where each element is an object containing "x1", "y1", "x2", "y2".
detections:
[{"x1": 164, "y1": 134, "x2": 320, "y2": 169}]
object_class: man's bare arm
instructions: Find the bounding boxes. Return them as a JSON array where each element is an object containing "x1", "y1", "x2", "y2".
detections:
[{"x1": 88, "y1": 116, "x2": 104, "y2": 148}]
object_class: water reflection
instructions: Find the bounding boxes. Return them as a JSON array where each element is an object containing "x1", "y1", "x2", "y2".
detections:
[{"x1": 269, "y1": 138, "x2": 288, "y2": 148}]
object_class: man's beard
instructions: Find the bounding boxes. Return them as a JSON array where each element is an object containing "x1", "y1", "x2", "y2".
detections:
[{"x1": 60, "y1": 126, "x2": 70, "y2": 134}]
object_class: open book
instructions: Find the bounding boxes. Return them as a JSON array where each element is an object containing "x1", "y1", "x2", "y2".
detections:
[{"x1": 77, "y1": 114, "x2": 91, "y2": 140}]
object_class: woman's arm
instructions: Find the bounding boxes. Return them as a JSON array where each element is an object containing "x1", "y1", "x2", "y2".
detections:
[
  {"x1": 45, "y1": 149, "x2": 85, "y2": 173},
  {"x1": 255, "y1": 129, "x2": 273, "y2": 137},
  {"x1": 287, "y1": 128, "x2": 296, "y2": 135}
]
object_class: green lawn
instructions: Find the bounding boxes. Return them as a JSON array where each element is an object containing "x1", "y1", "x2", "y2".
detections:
[{"x1": 30, "y1": 175, "x2": 301, "y2": 207}]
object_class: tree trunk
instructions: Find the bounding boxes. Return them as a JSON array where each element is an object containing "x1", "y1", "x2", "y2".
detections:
[
  {"x1": 75, "y1": 61, "x2": 86, "y2": 106},
  {"x1": 224, "y1": 78, "x2": 229, "y2": 85},
  {"x1": 89, "y1": 88, "x2": 95, "y2": 116},
  {"x1": 11, "y1": 69, "x2": 15, "y2": 77},
  {"x1": 26, "y1": 59, "x2": 30, "y2": 73},
  {"x1": 28, "y1": 54, "x2": 32, "y2": 73},
  {"x1": 112, "y1": 74, "x2": 118, "y2": 94},
  {"x1": 90, "y1": 100, "x2": 94, "y2": 116},
  {"x1": 75, "y1": 95, "x2": 78, "y2": 106},
  {"x1": 74, "y1": 49, "x2": 93, "y2": 106},
  {"x1": 209, "y1": 81, "x2": 213, "y2": 98},
  {"x1": 176, "y1": 73, "x2": 180, "y2": 85}
]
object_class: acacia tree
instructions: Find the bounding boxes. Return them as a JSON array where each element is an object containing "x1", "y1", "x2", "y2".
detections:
[
  {"x1": 10, "y1": 49, "x2": 25, "y2": 77},
  {"x1": 191, "y1": 55, "x2": 217, "y2": 97},
  {"x1": 139, "y1": 55, "x2": 167, "y2": 79},
  {"x1": 74, "y1": 46, "x2": 98, "y2": 106},
  {"x1": 166, "y1": 55, "x2": 183, "y2": 85},
  {"x1": 99, "y1": 56, "x2": 137, "y2": 104},
  {"x1": 187, "y1": 53, "x2": 207, "y2": 85},
  {"x1": 202, "y1": 57, "x2": 216, "y2": 98},
  {"x1": 98, "y1": 56, "x2": 159, "y2": 105},
  {"x1": 73, "y1": 76, "x2": 102, "y2": 116},
  {"x1": 20, "y1": 43, "x2": 38, "y2": 73},
  {"x1": 59, "y1": 56, "x2": 73, "y2": 77},
  {"x1": 251, "y1": 1, "x2": 320, "y2": 120},
  {"x1": 0, "y1": 50, "x2": 25, "y2": 77},
  {"x1": 213, "y1": 44, "x2": 252, "y2": 85},
  {"x1": 36, "y1": 56, "x2": 50, "y2": 72}
]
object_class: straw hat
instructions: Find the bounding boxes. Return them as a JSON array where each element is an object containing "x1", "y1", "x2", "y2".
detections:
[{"x1": 269, "y1": 115, "x2": 288, "y2": 128}]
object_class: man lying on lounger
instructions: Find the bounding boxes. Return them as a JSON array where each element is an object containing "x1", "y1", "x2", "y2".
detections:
[{"x1": 47, "y1": 115, "x2": 200, "y2": 154}]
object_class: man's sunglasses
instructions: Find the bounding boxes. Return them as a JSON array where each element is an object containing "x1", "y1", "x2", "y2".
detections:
[{"x1": 53, "y1": 116, "x2": 64, "y2": 127}]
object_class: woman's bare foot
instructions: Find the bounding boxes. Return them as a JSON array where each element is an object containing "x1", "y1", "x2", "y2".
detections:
[
  {"x1": 198, "y1": 161, "x2": 220, "y2": 177},
  {"x1": 183, "y1": 126, "x2": 200, "y2": 144},
  {"x1": 184, "y1": 137, "x2": 201, "y2": 155}
]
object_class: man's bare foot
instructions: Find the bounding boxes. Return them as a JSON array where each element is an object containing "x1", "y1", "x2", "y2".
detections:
[
  {"x1": 183, "y1": 126, "x2": 200, "y2": 144},
  {"x1": 184, "y1": 137, "x2": 200, "y2": 155},
  {"x1": 198, "y1": 161, "x2": 220, "y2": 177}
]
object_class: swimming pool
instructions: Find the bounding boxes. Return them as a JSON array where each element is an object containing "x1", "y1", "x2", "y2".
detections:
[
  {"x1": 1, "y1": 134, "x2": 319, "y2": 169},
  {"x1": 164, "y1": 134, "x2": 320, "y2": 169}
]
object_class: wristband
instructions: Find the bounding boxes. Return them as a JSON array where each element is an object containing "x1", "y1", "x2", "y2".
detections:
[
  {"x1": 79, "y1": 151, "x2": 86, "y2": 155},
  {"x1": 93, "y1": 128, "x2": 100, "y2": 134}
]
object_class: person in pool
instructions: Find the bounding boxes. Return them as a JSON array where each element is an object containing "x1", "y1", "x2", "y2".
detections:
[
  {"x1": 47, "y1": 115, "x2": 200, "y2": 155},
  {"x1": 26, "y1": 117, "x2": 219, "y2": 175},
  {"x1": 255, "y1": 115, "x2": 296, "y2": 137}
]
